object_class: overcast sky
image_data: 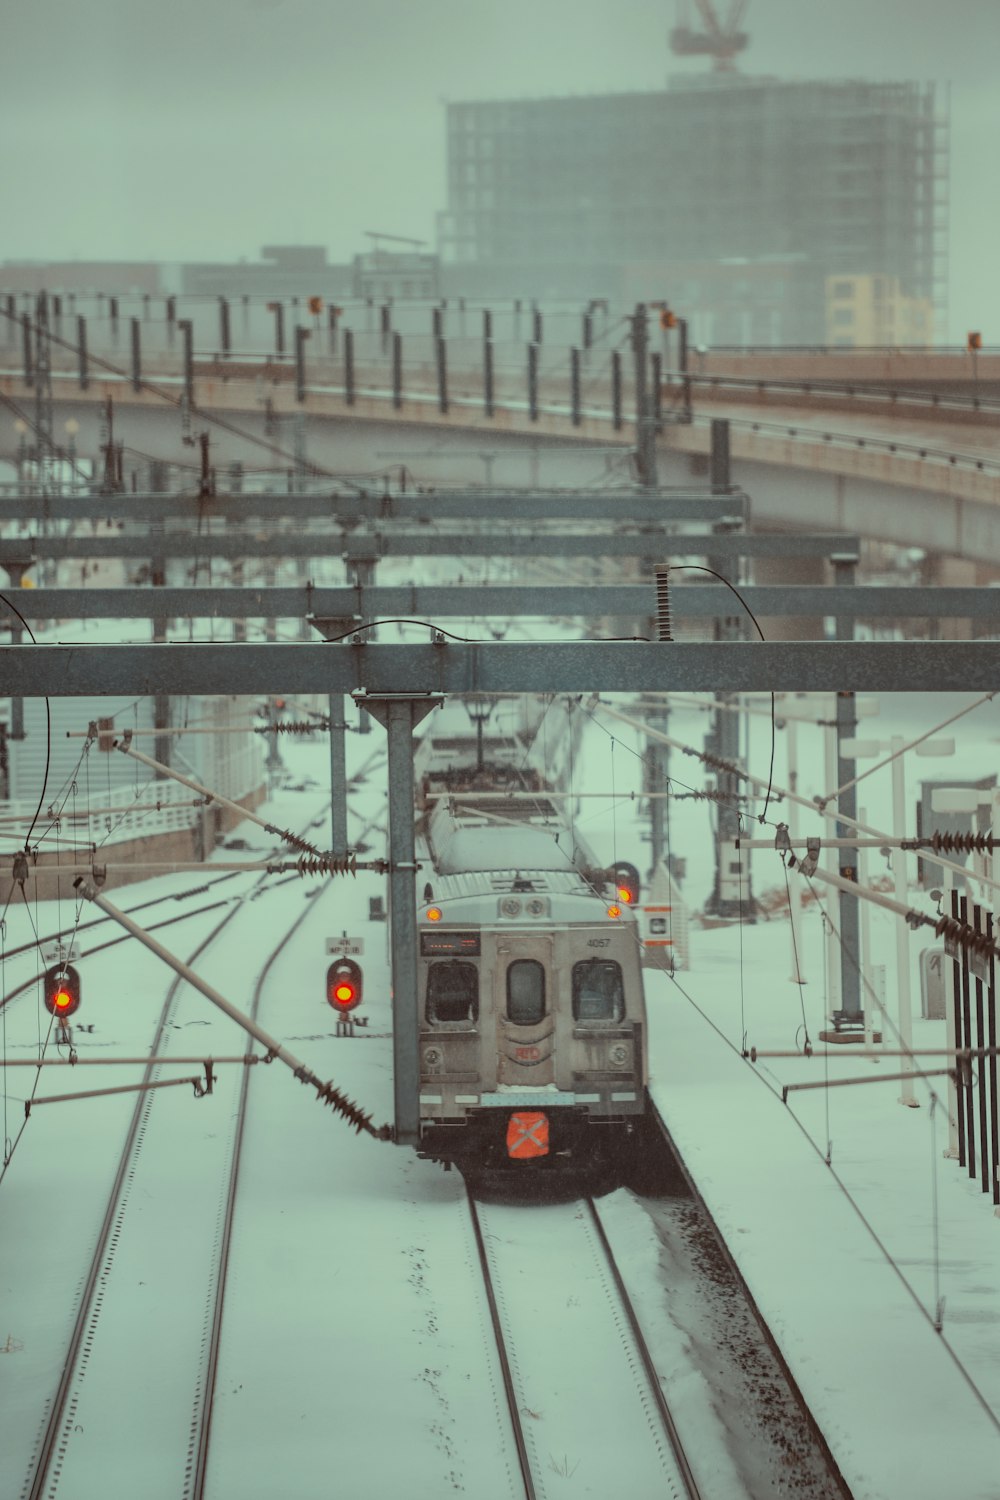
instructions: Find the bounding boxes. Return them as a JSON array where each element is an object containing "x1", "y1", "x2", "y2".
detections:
[{"x1": 5, "y1": 0, "x2": 997, "y2": 339}]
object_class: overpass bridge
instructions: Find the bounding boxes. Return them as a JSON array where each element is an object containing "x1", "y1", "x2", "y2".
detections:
[{"x1": 3, "y1": 294, "x2": 1000, "y2": 570}]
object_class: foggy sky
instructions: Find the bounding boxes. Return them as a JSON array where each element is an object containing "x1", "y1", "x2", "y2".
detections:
[{"x1": 5, "y1": 0, "x2": 998, "y2": 340}]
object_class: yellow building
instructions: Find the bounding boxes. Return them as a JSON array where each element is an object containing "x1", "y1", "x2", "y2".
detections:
[{"x1": 825, "y1": 274, "x2": 934, "y2": 348}]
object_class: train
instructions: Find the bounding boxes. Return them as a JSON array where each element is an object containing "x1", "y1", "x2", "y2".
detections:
[{"x1": 411, "y1": 694, "x2": 650, "y2": 1183}]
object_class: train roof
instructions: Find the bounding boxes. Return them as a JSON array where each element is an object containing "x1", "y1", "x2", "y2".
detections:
[{"x1": 424, "y1": 799, "x2": 598, "y2": 877}]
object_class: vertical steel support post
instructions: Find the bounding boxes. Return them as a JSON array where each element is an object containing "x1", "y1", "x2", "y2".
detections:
[
  {"x1": 380, "y1": 303, "x2": 391, "y2": 354},
  {"x1": 527, "y1": 343, "x2": 539, "y2": 422},
  {"x1": 651, "y1": 352, "x2": 663, "y2": 431},
  {"x1": 294, "y1": 326, "x2": 308, "y2": 403},
  {"x1": 328, "y1": 692, "x2": 349, "y2": 858},
  {"x1": 974, "y1": 904, "x2": 990, "y2": 1192},
  {"x1": 273, "y1": 302, "x2": 285, "y2": 356},
  {"x1": 570, "y1": 347, "x2": 581, "y2": 427},
  {"x1": 357, "y1": 693, "x2": 440, "y2": 1145},
  {"x1": 832, "y1": 552, "x2": 861, "y2": 1022},
  {"x1": 2, "y1": 564, "x2": 26, "y2": 740},
  {"x1": 392, "y1": 331, "x2": 403, "y2": 410},
  {"x1": 611, "y1": 352, "x2": 622, "y2": 431},
  {"x1": 632, "y1": 304, "x2": 657, "y2": 489},
  {"x1": 149, "y1": 459, "x2": 170, "y2": 774},
  {"x1": 891, "y1": 733, "x2": 916, "y2": 1102},
  {"x1": 678, "y1": 317, "x2": 691, "y2": 420},
  {"x1": 77, "y1": 315, "x2": 89, "y2": 390},
  {"x1": 704, "y1": 507, "x2": 752, "y2": 921},
  {"x1": 178, "y1": 319, "x2": 194, "y2": 407},
  {"x1": 344, "y1": 328, "x2": 355, "y2": 406},
  {"x1": 710, "y1": 418, "x2": 731, "y2": 492},
  {"x1": 483, "y1": 338, "x2": 494, "y2": 418},
  {"x1": 436, "y1": 337, "x2": 448, "y2": 414},
  {"x1": 21, "y1": 314, "x2": 33, "y2": 387},
  {"x1": 482, "y1": 309, "x2": 492, "y2": 342},
  {"x1": 532, "y1": 306, "x2": 542, "y2": 344},
  {"x1": 130, "y1": 318, "x2": 142, "y2": 393},
  {"x1": 582, "y1": 311, "x2": 593, "y2": 351},
  {"x1": 987, "y1": 912, "x2": 999, "y2": 1205},
  {"x1": 219, "y1": 298, "x2": 231, "y2": 357},
  {"x1": 960, "y1": 893, "x2": 975, "y2": 1177},
  {"x1": 951, "y1": 888, "x2": 967, "y2": 1166}
]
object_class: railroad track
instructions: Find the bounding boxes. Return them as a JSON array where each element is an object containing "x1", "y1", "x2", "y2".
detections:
[
  {"x1": 18, "y1": 805, "x2": 340, "y2": 1499},
  {"x1": 467, "y1": 1191, "x2": 701, "y2": 1500}
]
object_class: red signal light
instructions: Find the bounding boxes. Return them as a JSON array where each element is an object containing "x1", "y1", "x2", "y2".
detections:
[
  {"x1": 616, "y1": 885, "x2": 635, "y2": 905},
  {"x1": 43, "y1": 963, "x2": 81, "y2": 1019},
  {"x1": 326, "y1": 958, "x2": 362, "y2": 1013}
]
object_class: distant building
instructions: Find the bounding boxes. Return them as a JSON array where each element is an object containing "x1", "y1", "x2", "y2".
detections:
[
  {"x1": 0, "y1": 261, "x2": 163, "y2": 295},
  {"x1": 351, "y1": 248, "x2": 440, "y2": 302},
  {"x1": 437, "y1": 76, "x2": 949, "y2": 344},
  {"x1": 180, "y1": 246, "x2": 352, "y2": 300},
  {"x1": 824, "y1": 273, "x2": 934, "y2": 348}
]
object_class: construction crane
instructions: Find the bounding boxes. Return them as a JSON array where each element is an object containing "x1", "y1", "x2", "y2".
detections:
[{"x1": 670, "y1": 0, "x2": 750, "y2": 72}]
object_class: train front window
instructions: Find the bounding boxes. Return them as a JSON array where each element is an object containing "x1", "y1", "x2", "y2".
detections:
[
  {"x1": 507, "y1": 959, "x2": 545, "y2": 1025},
  {"x1": 426, "y1": 961, "x2": 479, "y2": 1025},
  {"x1": 572, "y1": 960, "x2": 625, "y2": 1023}
]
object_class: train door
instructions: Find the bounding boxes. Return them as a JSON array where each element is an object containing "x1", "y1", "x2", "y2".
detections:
[{"x1": 495, "y1": 932, "x2": 555, "y2": 1087}]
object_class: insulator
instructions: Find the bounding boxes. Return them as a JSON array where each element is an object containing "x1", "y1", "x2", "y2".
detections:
[
  {"x1": 293, "y1": 853, "x2": 359, "y2": 878},
  {"x1": 654, "y1": 564, "x2": 673, "y2": 642},
  {"x1": 310, "y1": 1080, "x2": 392, "y2": 1134},
  {"x1": 933, "y1": 914, "x2": 999, "y2": 961},
  {"x1": 254, "y1": 719, "x2": 329, "y2": 736},
  {"x1": 927, "y1": 830, "x2": 997, "y2": 855},
  {"x1": 266, "y1": 824, "x2": 324, "y2": 857}
]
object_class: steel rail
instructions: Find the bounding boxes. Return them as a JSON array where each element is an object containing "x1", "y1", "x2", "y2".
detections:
[
  {"x1": 583, "y1": 1197, "x2": 702, "y2": 1499},
  {"x1": 23, "y1": 890, "x2": 253, "y2": 1499},
  {"x1": 465, "y1": 1192, "x2": 537, "y2": 1500},
  {"x1": 189, "y1": 882, "x2": 326, "y2": 1497},
  {"x1": 21, "y1": 813, "x2": 323, "y2": 1499}
]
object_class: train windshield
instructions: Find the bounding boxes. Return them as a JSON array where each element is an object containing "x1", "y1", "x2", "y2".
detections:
[
  {"x1": 426, "y1": 961, "x2": 479, "y2": 1024},
  {"x1": 572, "y1": 960, "x2": 625, "y2": 1023},
  {"x1": 506, "y1": 959, "x2": 546, "y2": 1025}
]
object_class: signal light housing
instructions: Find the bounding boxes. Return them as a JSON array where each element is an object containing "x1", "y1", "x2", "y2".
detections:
[
  {"x1": 326, "y1": 957, "x2": 362, "y2": 1013},
  {"x1": 44, "y1": 963, "x2": 81, "y2": 1019},
  {"x1": 612, "y1": 860, "x2": 641, "y2": 907}
]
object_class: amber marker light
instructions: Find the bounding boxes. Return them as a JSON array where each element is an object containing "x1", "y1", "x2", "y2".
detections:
[
  {"x1": 426, "y1": 906, "x2": 443, "y2": 922},
  {"x1": 607, "y1": 904, "x2": 622, "y2": 919}
]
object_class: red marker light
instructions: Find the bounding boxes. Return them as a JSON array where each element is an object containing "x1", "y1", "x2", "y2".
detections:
[
  {"x1": 617, "y1": 885, "x2": 634, "y2": 905},
  {"x1": 326, "y1": 958, "x2": 362, "y2": 1013},
  {"x1": 53, "y1": 988, "x2": 72, "y2": 1011}
]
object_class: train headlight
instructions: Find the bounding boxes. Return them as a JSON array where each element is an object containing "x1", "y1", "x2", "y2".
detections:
[
  {"x1": 609, "y1": 1043, "x2": 629, "y2": 1068},
  {"x1": 423, "y1": 1046, "x2": 442, "y2": 1069},
  {"x1": 500, "y1": 897, "x2": 522, "y2": 918}
]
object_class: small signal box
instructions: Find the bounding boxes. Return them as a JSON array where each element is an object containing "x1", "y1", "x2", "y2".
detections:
[{"x1": 44, "y1": 963, "x2": 81, "y2": 1020}]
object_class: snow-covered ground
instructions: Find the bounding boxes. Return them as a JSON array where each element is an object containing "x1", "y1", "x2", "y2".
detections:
[{"x1": 1, "y1": 683, "x2": 998, "y2": 1498}]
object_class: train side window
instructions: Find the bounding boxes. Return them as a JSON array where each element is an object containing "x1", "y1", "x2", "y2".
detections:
[
  {"x1": 426, "y1": 961, "x2": 479, "y2": 1025},
  {"x1": 507, "y1": 959, "x2": 545, "y2": 1025},
  {"x1": 572, "y1": 959, "x2": 625, "y2": 1023}
]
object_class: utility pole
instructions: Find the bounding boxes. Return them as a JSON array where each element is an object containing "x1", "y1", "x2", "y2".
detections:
[
  {"x1": 631, "y1": 304, "x2": 659, "y2": 489},
  {"x1": 33, "y1": 292, "x2": 57, "y2": 585},
  {"x1": 704, "y1": 421, "x2": 753, "y2": 921}
]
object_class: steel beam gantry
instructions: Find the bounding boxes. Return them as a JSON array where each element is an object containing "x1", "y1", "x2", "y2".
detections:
[{"x1": 3, "y1": 640, "x2": 999, "y2": 698}]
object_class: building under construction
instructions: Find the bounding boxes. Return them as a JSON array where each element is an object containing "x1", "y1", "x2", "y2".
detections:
[{"x1": 436, "y1": 74, "x2": 949, "y2": 344}]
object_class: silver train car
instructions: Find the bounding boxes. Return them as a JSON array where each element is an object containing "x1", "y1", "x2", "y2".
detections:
[{"x1": 412, "y1": 697, "x2": 649, "y2": 1180}]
